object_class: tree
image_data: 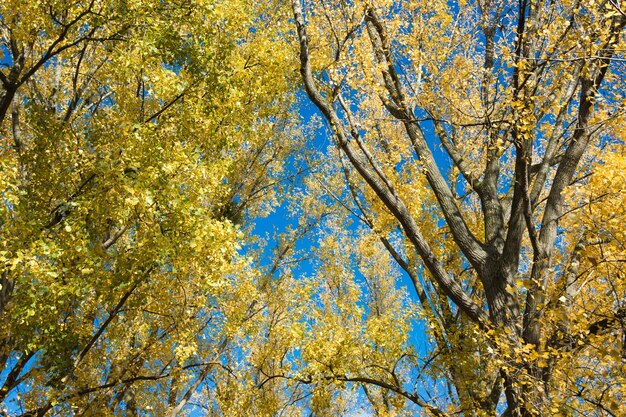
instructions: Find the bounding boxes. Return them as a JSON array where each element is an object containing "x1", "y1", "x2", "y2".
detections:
[
  {"x1": 2, "y1": 1, "x2": 625, "y2": 416},
  {"x1": 0, "y1": 1, "x2": 297, "y2": 415},
  {"x1": 283, "y1": 0, "x2": 626, "y2": 415}
]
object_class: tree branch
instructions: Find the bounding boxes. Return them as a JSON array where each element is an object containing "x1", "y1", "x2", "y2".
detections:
[
  {"x1": 363, "y1": 8, "x2": 488, "y2": 270},
  {"x1": 292, "y1": 0, "x2": 487, "y2": 324}
]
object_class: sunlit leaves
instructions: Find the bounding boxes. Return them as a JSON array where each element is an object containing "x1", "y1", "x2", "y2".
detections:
[{"x1": 0, "y1": 0, "x2": 298, "y2": 415}]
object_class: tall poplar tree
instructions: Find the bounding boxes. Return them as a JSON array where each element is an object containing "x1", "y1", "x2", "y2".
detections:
[{"x1": 283, "y1": 0, "x2": 626, "y2": 415}]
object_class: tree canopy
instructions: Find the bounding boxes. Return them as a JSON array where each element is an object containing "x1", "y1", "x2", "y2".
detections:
[
  {"x1": 0, "y1": 1, "x2": 298, "y2": 415},
  {"x1": 1, "y1": 0, "x2": 626, "y2": 416},
  {"x1": 288, "y1": 0, "x2": 626, "y2": 415}
]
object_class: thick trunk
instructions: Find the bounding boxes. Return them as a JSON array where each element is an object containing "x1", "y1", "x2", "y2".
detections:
[{"x1": 481, "y1": 258, "x2": 520, "y2": 330}]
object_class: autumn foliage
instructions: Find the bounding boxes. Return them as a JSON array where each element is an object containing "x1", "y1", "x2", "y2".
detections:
[{"x1": 1, "y1": 0, "x2": 626, "y2": 416}]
